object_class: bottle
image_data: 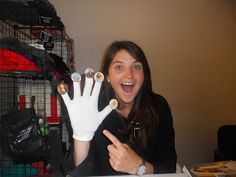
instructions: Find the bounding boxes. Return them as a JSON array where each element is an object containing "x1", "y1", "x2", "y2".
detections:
[{"x1": 38, "y1": 118, "x2": 45, "y2": 135}]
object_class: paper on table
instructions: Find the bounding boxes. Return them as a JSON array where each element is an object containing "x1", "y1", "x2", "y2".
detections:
[{"x1": 190, "y1": 161, "x2": 236, "y2": 177}]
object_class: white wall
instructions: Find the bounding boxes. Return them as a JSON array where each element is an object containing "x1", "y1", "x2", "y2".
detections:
[{"x1": 49, "y1": 0, "x2": 236, "y2": 168}]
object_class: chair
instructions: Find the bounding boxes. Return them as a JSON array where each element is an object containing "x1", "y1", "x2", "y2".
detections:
[{"x1": 214, "y1": 125, "x2": 236, "y2": 161}]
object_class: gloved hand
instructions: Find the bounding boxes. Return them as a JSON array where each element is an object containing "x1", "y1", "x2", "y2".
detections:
[{"x1": 57, "y1": 68, "x2": 118, "y2": 141}]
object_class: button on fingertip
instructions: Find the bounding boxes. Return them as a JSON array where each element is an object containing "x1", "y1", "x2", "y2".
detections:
[
  {"x1": 109, "y1": 99, "x2": 118, "y2": 110},
  {"x1": 57, "y1": 82, "x2": 68, "y2": 95},
  {"x1": 71, "y1": 72, "x2": 81, "y2": 82},
  {"x1": 94, "y1": 72, "x2": 104, "y2": 83},
  {"x1": 85, "y1": 68, "x2": 94, "y2": 78}
]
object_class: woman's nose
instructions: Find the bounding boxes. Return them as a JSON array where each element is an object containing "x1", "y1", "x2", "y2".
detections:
[{"x1": 124, "y1": 68, "x2": 133, "y2": 78}]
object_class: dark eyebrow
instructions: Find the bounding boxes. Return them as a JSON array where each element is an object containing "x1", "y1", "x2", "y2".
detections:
[
  {"x1": 111, "y1": 61, "x2": 123, "y2": 64},
  {"x1": 133, "y1": 61, "x2": 142, "y2": 64},
  {"x1": 111, "y1": 60, "x2": 142, "y2": 65}
]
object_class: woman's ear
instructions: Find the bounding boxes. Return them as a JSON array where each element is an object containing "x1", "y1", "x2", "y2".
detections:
[{"x1": 107, "y1": 76, "x2": 110, "y2": 83}]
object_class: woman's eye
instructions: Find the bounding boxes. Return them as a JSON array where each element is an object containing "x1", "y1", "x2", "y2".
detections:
[
  {"x1": 133, "y1": 64, "x2": 142, "y2": 71},
  {"x1": 114, "y1": 65, "x2": 122, "y2": 70}
]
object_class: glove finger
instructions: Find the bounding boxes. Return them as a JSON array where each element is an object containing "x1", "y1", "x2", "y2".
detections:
[
  {"x1": 83, "y1": 68, "x2": 94, "y2": 97},
  {"x1": 73, "y1": 82, "x2": 81, "y2": 100},
  {"x1": 61, "y1": 92, "x2": 71, "y2": 107},
  {"x1": 98, "y1": 99, "x2": 118, "y2": 122},
  {"x1": 57, "y1": 82, "x2": 70, "y2": 106},
  {"x1": 92, "y1": 72, "x2": 104, "y2": 100},
  {"x1": 71, "y1": 72, "x2": 81, "y2": 100},
  {"x1": 98, "y1": 105, "x2": 112, "y2": 122}
]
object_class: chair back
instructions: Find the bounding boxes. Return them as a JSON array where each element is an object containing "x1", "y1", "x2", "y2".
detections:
[{"x1": 215, "y1": 125, "x2": 236, "y2": 161}]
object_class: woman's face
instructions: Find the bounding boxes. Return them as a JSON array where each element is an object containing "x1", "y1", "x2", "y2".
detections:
[{"x1": 107, "y1": 49, "x2": 144, "y2": 105}]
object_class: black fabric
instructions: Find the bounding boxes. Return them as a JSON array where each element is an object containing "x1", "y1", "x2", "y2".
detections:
[
  {"x1": 48, "y1": 128, "x2": 65, "y2": 177},
  {"x1": 0, "y1": 37, "x2": 56, "y2": 73},
  {"x1": 49, "y1": 53, "x2": 70, "y2": 78},
  {"x1": 1, "y1": 101, "x2": 49, "y2": 163},
  {"x1": 215, "y1": 125, "x2": 236, "y2": 161},
  {"x1": 63, "y1": 92, "x2": 177, "y2": 176},
  {"x1": 0, "y1": 0, "x2": 64, "y2": 30}
]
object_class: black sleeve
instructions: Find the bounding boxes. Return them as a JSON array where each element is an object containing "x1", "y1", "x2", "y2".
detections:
[
  {"x1": 62, "y1": 142, "x2": 97, "y2": 177},
  {"x1": 150, "y1": 94, "x2": 177, "y2": 173}
]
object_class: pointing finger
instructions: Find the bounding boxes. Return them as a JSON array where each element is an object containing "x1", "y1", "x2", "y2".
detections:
[{"x1": 103, "y1": 130, "x2": 123, "y2": 148}]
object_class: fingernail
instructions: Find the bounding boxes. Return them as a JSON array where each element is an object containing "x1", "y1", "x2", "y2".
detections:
[
  {"x1": 85, "y1": 68, "x2": 94, "y2": 78},
  {"x1": 71, "y1": 72, "x2": 81, "y2": 82},
  {"x1": 57, "y1": 82, "x2": 68, "y2": 95},
  {"x1": 109, "y1": 99, "x2": 118, "y2": 110},
  {"x1": 94, "y1": 72, "x2": 104, "y2": 82}
]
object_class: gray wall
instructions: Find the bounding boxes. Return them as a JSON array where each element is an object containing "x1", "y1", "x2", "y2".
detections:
[{"x1": 49, "y1": 0, "x2": 236, "y2": 168}]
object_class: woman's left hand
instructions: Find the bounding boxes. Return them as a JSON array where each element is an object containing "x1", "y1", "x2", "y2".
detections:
[{"x1": 103, "y1": 129, "x2": 142, "y2": 174}]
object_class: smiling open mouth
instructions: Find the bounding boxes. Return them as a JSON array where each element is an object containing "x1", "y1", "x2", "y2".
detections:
[{"x1": 121, "y1": 82, "x2": 134, "y2": 92}]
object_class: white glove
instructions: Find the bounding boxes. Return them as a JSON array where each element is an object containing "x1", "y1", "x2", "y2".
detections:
[{"x1": 57, "y1": 68, "x2": 118, "y2": 141}]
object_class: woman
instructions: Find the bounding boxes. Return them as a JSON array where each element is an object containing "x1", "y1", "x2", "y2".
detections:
[{"x1": 60, "y1": 40, "x2": 177, "y2": 176}]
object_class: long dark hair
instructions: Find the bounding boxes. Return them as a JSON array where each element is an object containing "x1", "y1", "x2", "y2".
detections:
[{"x1": 100, "y1": 40, "x2": 158, "y2": 148}]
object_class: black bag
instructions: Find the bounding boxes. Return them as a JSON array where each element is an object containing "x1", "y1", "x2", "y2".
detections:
[{"x1": 2, "y1": 98, "x2": 49, "y2": 163}]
